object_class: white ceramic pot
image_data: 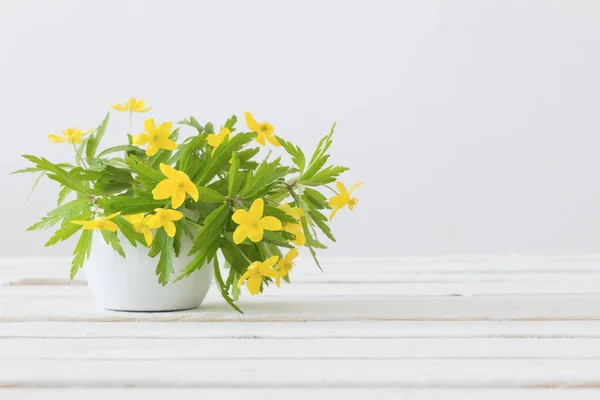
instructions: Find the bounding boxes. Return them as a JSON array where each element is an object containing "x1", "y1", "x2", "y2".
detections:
[{"x1": 84, "y1": 235, "x2": 213, "y2": 312}]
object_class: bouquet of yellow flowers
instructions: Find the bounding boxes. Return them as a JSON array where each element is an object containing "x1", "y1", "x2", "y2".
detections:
[{"x1": 15, "y1": 97, "x2": 362, "y2": 311}]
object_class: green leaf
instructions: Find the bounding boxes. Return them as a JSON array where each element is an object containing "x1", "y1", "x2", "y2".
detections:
[
  {"x1": 27, "y1": 199, "x2": 91, "y2": 231},
  {"x1": 149, "y1": 229, "x2": 167, "y2": 258},
  {"x1": 44, "y1": 212, "x2": 88, "y2": 247},
  {"x1": 276, "y1": 136, "x2": 306, "y2": 173},
  {"x1": 189, "y1": 203, "x2": 230, "y2": 256},
  {"x1": 126, "y1": 156, "x2": 164, "y2": 185},
  {"x1": 173, "y1": 220, "x2": 183, "y2": 257},
  {"x1": 27, "y1": 172, "x2": 46, "y2": 199},
  {"x1": 86, "y1": 112, "x2": 110, "y2": 159},
  {"x1": 100, "y1": 230, "x2": 126, "y2": 258},
  {"x1": 220, "y1": 239, "x2": 250, "y2": 275},
  {"x1": 309, "y1": 122, "x2": 336, "y2": 167},
  {"x1": 309, "y1": 209, "x2": 336, "y2": 242},
  {"x1": 263, "y1": 230, "x2": 295, "y2": 248},
  {"x1": 156, "y1": 236, "x2": 174, "y2": 285},
  {"x1": 97, "y1": 145, "x2": 144, "y2": 158},
  {"x1": 224, "y1": 115, "x2": 238, "y2": 131},
  {"x1": 197, "y1": 186, "x2": 227, "y2": 203},
  {"x1": 57, "y1": 186, "x2": 72, "y2": 206},
  {"x1": 21, "y1": 155, "x2": 91, "y2": 194},
  {"x1": 113, "y1": 216, "x2": 144, "y2": 247},
  {"x1": 194, "y1": 132, "x2": 254, "y2": 186},
  {"x1": 205, "y1": 122, "x2": 214, "y2": 134},
  {"x1": 239, "y1": 157, "x2": 288, "y2": 199},
  {"x1": 302, "y1": 165, "x2": 349, "y2": 186},
  {"x1": 302, "y1": 187, "x2": 330, "y2": 210},
  {"x1": 150, "y1": 128, "x2": 180, "y2": 168},
  {"x1": 213, "y1": 255, "x2": 243, "y2": 313},
  {"x1": 97, "y1": 196, "x2": 168, "y2": 214},
  {"x1": 70, "y1": 229, "x2": 93, "y2": 279},
  {"x1": 179, "y1": 117, "x2": 204, "y2": 134},
  {"x1": 263, "y1": 205, "x2": 297, "y2": 224},
  {"x1": 228, "y1": 152, "x2": 239, "y2": 197}
]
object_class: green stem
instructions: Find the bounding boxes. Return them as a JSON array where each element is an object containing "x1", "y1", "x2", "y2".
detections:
[
  {"x1": 324, "y1": 184, "x2": 339, "y2": 195},
  {"x1": 72, "y1": 143, "x2": 88, "y2": 169}
]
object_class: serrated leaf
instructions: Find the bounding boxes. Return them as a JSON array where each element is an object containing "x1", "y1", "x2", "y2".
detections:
[
  {"x1": 173, "y1": 220, "x2": 183, "y2": 257},
  {"x1": 27, "y1": 199, "x2": 91, "y2": 231},
  {"x1": 126, "y1": 156, "x2": 164, "y2": 185},
  {"x1": 21, "y1": 155, "x2": 91, "y2": 194},
  {"x1": 179, "y1": 116, "x2": 204, "y2": 134},
  {"x1": 302, "y1": 187, "x2": 330, "y2": 209},
  {"x1": 149, "y1": 229, "x2": 167, "y2": 258},
  {"x1": 228, "y1": 152, "x2": 239, "y2": 197},
  {"x1": 309, "y1": 209, "x2": 336, "y2": 242},
  {"x1": 100, "y1": 230, "x2": 126, "y2": 258},
  {"x1": 302, "y1": 165, "x2": 349, "y2": 186},
  {"x1": 276, "y1": 136, "x2": 306, "y2": 173},
  {"x1": 57, "y1": 186, "x2": 72, "y2": 206},
  {"x1": 194, "y1": 132, "x2": 254, "y2": 186},
  {"x1": 213, "y1": 256, "x2": 243, "y2": 313},
  {"x1": 156, "y1": 236, "x2": 174, "y2": 285},
  {"x1": 70, "y1": 229, "x2": 93, "y2": 279},
  {"x1": 44, "y1": 211, "x2": 88, "y2": 247},
  {"x1": 97, "y1": 196, "x2": 168, "y2": 215},
  {"x1": 113, "y1": 216, "x2": 144, "y2": 247}
]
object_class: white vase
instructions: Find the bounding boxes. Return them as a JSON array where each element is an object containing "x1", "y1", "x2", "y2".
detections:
[{"x1": 84, "y1": 235, "x2": 213, "y2": 312}]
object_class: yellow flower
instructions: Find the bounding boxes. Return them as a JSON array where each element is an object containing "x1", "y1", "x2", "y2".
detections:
[
  {"x1": 232, "y1": 198, "x2": 282, "y2": 244},
  {"x1": 152, "y1": 163, "x2": 199, "y2": 209},
  {"x1": 132, "y1": 119, "x2": 177, "y2": 156},
  {"x1": 328, "y1": 181, "x2": 363, "y2": 221},
  {"x1": 275, "y1": 248, "x2": 299, "y2": 287},
  {"x1": 145, "y1": 208, "x2": 183, "y2": 237},
  {"x1": 123, "y1": 213, "x2": 154, "y2": 246},
  {"x1": 109, "y1": 97, "x2": 151, "y2": 113},
  {"x1": 244, "y1": 111, "x2": 280, "y2": 147},
  {"x1": 278, "y1": 203, "x2": 305, "y2": 246},
  {"x1": 72, "y1": 212, "x2": 120, "y2": 232},
  {"x1": 207, "y1": 127, "x2": 231, "y2": 155},
  {"x1": 48, "y1": 127, "x2": 93, "y2": 144},
  {"x1": 238, "y1": 255, "x2": 280, "y2": 295}
]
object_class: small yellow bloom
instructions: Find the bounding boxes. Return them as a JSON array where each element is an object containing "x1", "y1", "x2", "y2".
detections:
[
  {"x1": 132, "y1": 119, "x2": 178, "y2": 157},
  {"x1": 278, "y1": 203, "x2": 305, "y2": 246},
  {"x1": 328, "y1": 181, "x2": 363, "y2": 221},
  {"x1": 232, "y1": 198, "x2": 282, "y2": 244},
  {"x1": 152, "y1": 163, "x2": 199, "y2": 209},
  {"x1": 109, "y1": 97, "x2": 151, "y2": 113},
  {"x1": 48, "y1": 127, "x2": 93, "y2": 144},
  {"x1": 123, "y1": 213, "x2": 154, "y2": 246},
  {"x1": 72, "y1": 212, "x2": 120, "y2": 232},
  {"x1": 275, "y1": 248, "x2": 299, "y2": 287},
  {"x1": 244, "y1": 111, "x2": 280, "y2": 147},
  {"x1": 238, "y1": 255, "x2": 280, "y2": 295},
  {"x1": 145, "y1": 208, "x2": 183, "y2": 237},
  {"x1": 207, "y1": 127, "x2": 231, "y2": 155}
]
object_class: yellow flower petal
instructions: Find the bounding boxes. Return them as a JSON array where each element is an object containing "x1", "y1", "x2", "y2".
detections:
[
  {"x1": 258, "y1": 216, "x2": 282, "y2": 231},
  {"x1": 246, "y1": 275, "x2": 262, "y2": 295},
  {"x1": 159, "y1": 163, "x2": 180, "y2": 180},
  {"x1": 284, "y1": 248, "x2": 299, "y2": 262},
  {"x1": 48, "y1": 134, "x2": 67, "y2": 143},
  {"x1": 186, "y1": 182, "x2": 199, "y2": 202},
  {"x1": 123, "y1": 214, "x2": 144, "y2": 225},
  {"x1": 164, "y1": 220, "x2": 176, "y2": 237},
  {"x1": 109, "y1": 103, "x2": 126, "y2": 111},
  {"x1": 266, "y1": 133, "x2": 280, "y2": 147},
  {"x1": 103, "y1": 221, "x2": 118, "y2": 232},
  {"x1": 247, "y1": 228, "x2": 264, "y2": 242},
  {"x1": 163, "y1": 209, "x2": 184, "y2": 220},
  {"x1": 141, "y1": 227, "x2": 153, "y2": 246},
  {"x1": 132, "y1": 133, "x2": 150, "y2": 145},
  {"x1": 144, "y1": 118, "x2": 156, "y2": 134},
  {"x1": 237, "y1": 268, "x2": 254, "y2": 288},
  {"x1": 232, "y1": 209, "x2": 251, "y2": 225},
  {"x1": 103, "y1": 212, "x2": 121, "y2": 220},
  {"x1": 336, "y1": 181, "x2": 349, "y2": 197},
  {"x1": 155, "y1": 137, "x2": 178, "y2": 151},
  {"x1": 207, "y1": 134, "x2": 221, "y2": 148},
  {"x1": 349, "y1": 181, "x2": 363, "y2": 195},
  {"x1": 328, "y1": 194, "x2": 346, "y2": 209},
  {"x1": 244, "y1": 111, "x2": 260, "y2": 132},
  {"x1": 248, "y1": 198, "x2": 264, "y2": 221},
  {"x1": 329, "y1": 207, "x2": 342, "y2": 221},
  {"x1": 152, "y1": 179, "x2": 177, "y2": 200},
  {"x1": 233, "y1": 225, "x2": 249, "y2": 244},
  {"x1": 144, "y1": 215, "x2": 161, "y2": 229},
  {"x1": 261, "y1": 255, "x2": 280, "y2": 272},
  {"x1": 171, "y1": 189, "x2": 186, "y2": 209},
  {"x1": 156, "y1": 122, "x2": 173, "y2": 138},
  {"x1": 146, "y1": 143, "x2": 160, "y2": 156},
  {"x1": 254, "y1": 131, "x2": 266, "y2": 146}
]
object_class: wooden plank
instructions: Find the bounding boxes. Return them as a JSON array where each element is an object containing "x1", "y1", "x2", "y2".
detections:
[
  {"x1": 2, "y1": 338, "x2": 600, "y2": 360},
  {"x1": 1, "y1": 287, "x2": 599, "y2": 321},
  {"x1": 2, "y1": 388, "x2": 600, "y2": 400},
  {"x1": 3, "y1": 359, "x2": 600, "y2": 387},
  {"x1": 3, "y1": 321, "x2": 600, "y2": 338}
]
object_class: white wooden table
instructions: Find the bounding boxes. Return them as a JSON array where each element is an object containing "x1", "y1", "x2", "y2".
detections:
[{"x1": 1, "y1": 256, "x2": 600, "y2": 399}]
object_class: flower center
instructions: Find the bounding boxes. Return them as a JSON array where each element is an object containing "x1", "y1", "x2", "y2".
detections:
[
  {"x1": 178, "y1": 182, "x2": 186, "y2": 189},
  {"x1": 251, "y1": 223, "x2": 259, "y2": 229},
  {"x1": 348, "y1": 197, "x2": 359, "y2": 211},
  {"x1": 160, "y1": 215, "x2": 167, "y2": 221},
  {"x1": 260, "y1": 124, "x2": 269, "y2": 132},
  {"x1": 152, "y1": 135, "x2": 159, "y2": 141}
]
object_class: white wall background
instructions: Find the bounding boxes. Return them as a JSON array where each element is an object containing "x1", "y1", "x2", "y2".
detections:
[{"x1": 2, "y1": 0, "x2": 600, "y2": 258}]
